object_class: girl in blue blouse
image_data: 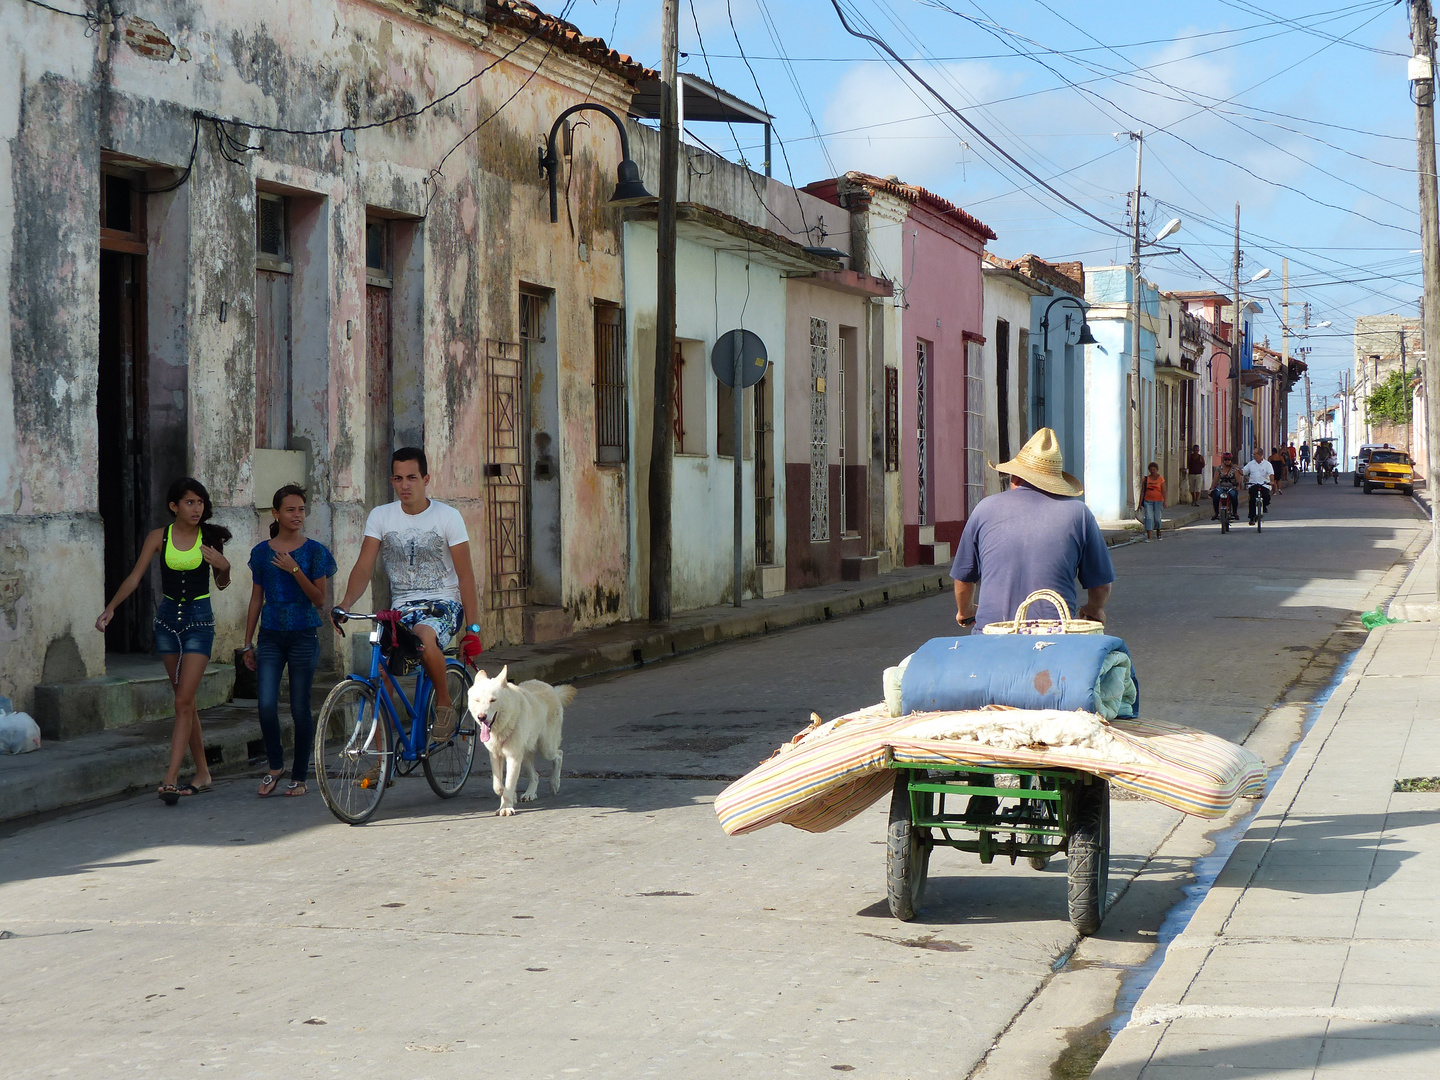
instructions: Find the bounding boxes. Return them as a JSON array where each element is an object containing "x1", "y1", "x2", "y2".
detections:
[{"x1": 243, "y1": 485, "x2": 336, "y2": 797}]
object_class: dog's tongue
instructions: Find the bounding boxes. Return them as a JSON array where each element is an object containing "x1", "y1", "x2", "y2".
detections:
[{"x1": 478, "y1": 720, "x2": 491, "y2": 743}]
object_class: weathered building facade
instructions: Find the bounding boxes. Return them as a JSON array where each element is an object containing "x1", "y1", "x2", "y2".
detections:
[{"x1": 0, "y1": 0, "x2": 650, "y2": 711}]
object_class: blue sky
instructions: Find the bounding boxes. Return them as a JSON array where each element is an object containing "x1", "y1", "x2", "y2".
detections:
[{"x1": 562, "y1": 0, "x2": 1421, "y2": 406}]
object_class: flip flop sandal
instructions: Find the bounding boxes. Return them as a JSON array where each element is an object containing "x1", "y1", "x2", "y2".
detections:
[
  {"x1": 282, "y1": 782, "x2": 307, "y2": 797},
  {"x1": 258, "y1": 774, "x2": 281, "y2": 797},
  {"x1": 158, "y1": 785, "x2": 181, "y2": 806},
  {"x1": 173, "y1": 784, "x2": 204, "y2": 797}
]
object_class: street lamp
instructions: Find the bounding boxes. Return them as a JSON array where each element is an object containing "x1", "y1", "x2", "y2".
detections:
[
  {"x1": 1155, "y1": 217, "x2": 1182, "y2": 242},
  {"x1": 539, "y1": 103, "x2": 653, "y2": 224},
  {"x1": 1248, "y1": 268, "x2": 1272, "y2": 283},
  {"x1": 1037, "y1": 295, "x2": 1101, "y2": 430}
]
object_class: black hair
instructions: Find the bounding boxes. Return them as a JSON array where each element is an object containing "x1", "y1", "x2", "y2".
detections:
[
  {"x1": 392, "y1": 446, "x2": 428, "y2": 476},
  {"x1": 165, "y1": 477, "x2": 231, "y2": 550},
  {"x1": 268, "y1": 484, "x2": 307, "y2": 539},
  {"x1": 1147, "y1": 462, "x2": 1159, "y2": 471}
]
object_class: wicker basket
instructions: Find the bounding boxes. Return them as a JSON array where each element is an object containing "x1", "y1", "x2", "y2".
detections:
[{"x1": 980, "y1": 588, "x2": 1105, "y2": 636}]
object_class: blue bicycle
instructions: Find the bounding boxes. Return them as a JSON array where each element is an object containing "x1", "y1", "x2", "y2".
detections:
[{"x1": 314, "y1": 608, "x2": 477, "y2": 825}]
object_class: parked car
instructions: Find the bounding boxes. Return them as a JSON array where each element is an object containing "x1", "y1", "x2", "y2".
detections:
[
  {"x1": 1362, "y1": 449, "x2": 1415, "y2": 495},
  {"x1": 1353, "y1": 443, "x2": 1396, "y2": 487}
]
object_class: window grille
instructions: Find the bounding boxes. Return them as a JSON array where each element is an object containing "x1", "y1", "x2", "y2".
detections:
[
  {"x1": 810, "y1": 318, "x2": 830, "y2": 541},
  {"x1": 964, "y1": 341, "x2": 985, "y2": 514},
  {"x1": 593, "y1": 302, "x2": 626, "y2": 463},
  {"x1": 257, "y1": 195, "x2": 287, "y2": 260},
  {"x1": 884, "y1": 366, "x2": 900, "y2": 472},
  {"x1": 671, "y1": 343, "x2": 685, "y2": 449},
  {"x1": 917, "y1": 339, "x2": 929, "y2": 525}
]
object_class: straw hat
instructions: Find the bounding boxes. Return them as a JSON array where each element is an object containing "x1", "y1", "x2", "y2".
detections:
[{"x1": 990, "y1": 428, "x2": 1083, "y2": 497}]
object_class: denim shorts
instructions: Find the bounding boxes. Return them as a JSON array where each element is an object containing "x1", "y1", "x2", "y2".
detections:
[
  {"x1": 397, "y1": 598, "x2": 463, "y2": 650},
  {"x1": 154, "y1": 597, "x2": 215, "y2": 656}
]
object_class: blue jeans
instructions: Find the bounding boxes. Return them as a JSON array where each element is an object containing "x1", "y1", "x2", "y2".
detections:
[
  {"x1": 256, "y1": 627, "x2": 320, "y2": 782},
  {"x1": 1142, "y1": 500, "x2": 1163, "y2": 531}
]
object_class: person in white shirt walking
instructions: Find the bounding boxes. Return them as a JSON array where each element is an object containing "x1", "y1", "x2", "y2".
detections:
[
  {"x1": 335, "y1": 448, "x2": 482, "y2": 743},
  {"x1": 1241, "y1": 447, "x2": 1276, "y2": 525}
]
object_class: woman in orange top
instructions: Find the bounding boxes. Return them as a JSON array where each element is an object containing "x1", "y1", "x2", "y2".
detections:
[{"x1": 1137, "y1": 462, "x2": 1167, "y2": 542}]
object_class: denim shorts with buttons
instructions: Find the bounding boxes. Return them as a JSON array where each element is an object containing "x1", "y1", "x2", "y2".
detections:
[{"x1": 154, "y1": 597, "x2": 215, "y2": 656}]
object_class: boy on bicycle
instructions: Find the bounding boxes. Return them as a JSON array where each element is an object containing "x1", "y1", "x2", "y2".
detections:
[{"x1": 334, "y1": 447, "x2": 481, "y2": 743}]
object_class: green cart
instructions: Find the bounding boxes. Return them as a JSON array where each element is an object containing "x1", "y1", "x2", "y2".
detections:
[{"x1": 886, "y1": 761, "x2": 1111, "y2": 935}]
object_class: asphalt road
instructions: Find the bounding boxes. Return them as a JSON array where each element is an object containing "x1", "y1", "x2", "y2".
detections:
[{"x1": 0, "y1": 478, "x2": 1425, "y2": 1078}]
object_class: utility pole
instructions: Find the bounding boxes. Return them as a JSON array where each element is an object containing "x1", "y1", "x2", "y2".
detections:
[
  {"x1": 647, "y1": 0, "x2": 679, "y2": 622},
  {"x1": 1411, "y1": 0, "x2": 1440, "y2": 601},
  {"x1": 1304, "y1": 371, "x2": 1313, "y2": 454},
  {"x1": 1230, "y1": 202, "x2": 1243, "y2": 458},
  {"x1": 1128, "y1": 131, "x2": 1144, "y2": 510},
  {"x1": 1281, "y1": 260, "x2": 1290, "y2": 451},
  {"x1": 1401, "y1": 328, "x2": 1410, "y2": 454}
]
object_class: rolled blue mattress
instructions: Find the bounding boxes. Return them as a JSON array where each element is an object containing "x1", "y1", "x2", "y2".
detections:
[{"x1": 899, "y1": 634, "x2": 1139, "y2": 720}]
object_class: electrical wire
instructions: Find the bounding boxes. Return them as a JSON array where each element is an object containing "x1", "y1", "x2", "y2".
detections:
[{"x1": 827, "y1": 0, "x2": 1132, "y2": 240}]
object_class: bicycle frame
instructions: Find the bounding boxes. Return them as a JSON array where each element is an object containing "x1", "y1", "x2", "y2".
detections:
[{"x1": 347, "y1": 625, "x2": 435, "y2": 763}]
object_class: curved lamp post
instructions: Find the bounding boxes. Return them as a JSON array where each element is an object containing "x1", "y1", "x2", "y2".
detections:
[
  {"x1": 539, "y1": 103, "x2": 653, "y2": 224},
  {"x1": 1033, "y1": 295, "x2": 1100, "y2": 429},
  {"x1": 1039, "y1": 295, "x2": 1100, "y2": 353}
]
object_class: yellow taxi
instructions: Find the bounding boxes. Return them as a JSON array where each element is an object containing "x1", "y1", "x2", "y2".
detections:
[{"x1": 1362, "y1": 449, "x2": 1415, "y2": 496}]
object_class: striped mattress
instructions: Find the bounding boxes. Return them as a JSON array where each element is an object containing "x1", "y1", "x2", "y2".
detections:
[{"x1": 715, "y1": 705, "x2": 1267, "y2": 837}]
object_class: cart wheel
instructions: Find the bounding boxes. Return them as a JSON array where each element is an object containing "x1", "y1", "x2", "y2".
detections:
[
  {"x1": 886, "y1": 772, "x2": 930, "y2": 921},
  {"x1": 1067, "y1": 778, "x2": 1110, "y2": 936}
]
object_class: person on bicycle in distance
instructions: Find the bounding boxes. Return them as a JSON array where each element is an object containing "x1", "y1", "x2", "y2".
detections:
[
  {"x1": 1242, "y1": 446, "x2": 1276, "y2": 525},
  {"x1": 334, "y1": 448, "x2": 481, "y2": 743},
  {"x1": 1210, "y1": 452, "x2": 1242, "y2": 521}
]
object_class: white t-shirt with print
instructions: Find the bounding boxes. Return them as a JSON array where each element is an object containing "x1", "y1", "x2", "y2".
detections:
[
  {"x1": 363, "y1": 499, "x2": 470, "y2": 606},
  {"x1": 1241, "y1": 458, "x2": 1274, "y2": 488}
]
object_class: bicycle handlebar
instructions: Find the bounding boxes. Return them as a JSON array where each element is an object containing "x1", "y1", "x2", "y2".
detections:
[{"x1": 330, "y1": 607, "x2": 384, "y2": 636}]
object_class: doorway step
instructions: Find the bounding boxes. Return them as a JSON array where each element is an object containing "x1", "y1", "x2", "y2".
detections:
[
  {"x1": 522, "y1": 605, "x2": 574, "y2": 645},
  {"x1": 916, "y1": 525, "x2": 951, "y2": 566},
  {"x1": 32, "y1": 656, "x2": 233, "y2": 741}
]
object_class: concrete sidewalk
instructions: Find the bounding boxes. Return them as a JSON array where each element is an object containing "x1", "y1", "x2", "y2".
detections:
[{"x1": 1093, "y1": 552, "x2": 1440, "y2": 1078}]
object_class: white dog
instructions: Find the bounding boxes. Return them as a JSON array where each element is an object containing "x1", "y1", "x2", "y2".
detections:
[{"x1": 466, "y1": 667, "x2": 575, "y2": 816}]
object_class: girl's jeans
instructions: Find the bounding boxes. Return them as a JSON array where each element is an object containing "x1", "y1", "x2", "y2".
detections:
[
  {"x1": 1142, "y1": 500, "x2": 1163, "y2": 531},
  {"x1": 256, "y1": 627, "x2": 320, "y2": 782}
]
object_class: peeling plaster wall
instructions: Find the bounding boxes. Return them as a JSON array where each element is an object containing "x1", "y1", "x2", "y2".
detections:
[{"x1": 0, "y1": 1, "x2": 636, "y2": 706}]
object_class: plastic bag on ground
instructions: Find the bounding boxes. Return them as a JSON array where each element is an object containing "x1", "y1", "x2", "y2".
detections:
[{"x1": 0, "y1": 711, "x2": 41, "y2": 754}]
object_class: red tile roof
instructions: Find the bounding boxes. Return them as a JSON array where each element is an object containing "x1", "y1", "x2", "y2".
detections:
[
  {"x1": 839, "y1": 171, "x2": 997, "y2": 241},
  {"x1": 487, "y1": 1, "x2": 653, "y2": 82}
]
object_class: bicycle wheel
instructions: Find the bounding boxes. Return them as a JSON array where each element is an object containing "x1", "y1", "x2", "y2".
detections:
[
  {"x1": 424, "y1": 664, "x2": 477, "y2": 798},
  {"x1": 886, "y1": 771, "x2": 930, "y2": 921},
  {"x1": 1066, "y1": 778, "x2": 1110, "y2": 936},
  {"x1": 314, "y1": 680, "x2": 392, "y2": 825}
]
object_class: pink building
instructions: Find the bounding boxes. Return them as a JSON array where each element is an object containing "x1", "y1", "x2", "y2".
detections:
[
  {"x1": 806, "y1": 174, "x2": 994, "y2": 568},
  {"x1": 1173, "y1": 291, "x2": 1236, "y2": 465}
]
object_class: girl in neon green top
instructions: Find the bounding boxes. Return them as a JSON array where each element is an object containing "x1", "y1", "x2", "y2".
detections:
[{"x1": 97, "y1": 478, "x2": 232, "y2": 804}]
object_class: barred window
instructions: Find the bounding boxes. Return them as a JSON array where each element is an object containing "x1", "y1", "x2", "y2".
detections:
[
  {"x1": 594, "y1": 302, "x2": 626, "y2": 463},
  {"x1": 884, "y1": 366, "x2": 899, "y2": 472}
]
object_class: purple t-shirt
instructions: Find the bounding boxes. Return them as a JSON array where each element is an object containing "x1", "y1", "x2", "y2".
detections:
[{"x1": 949, "y1": 485, "x2": 1115, "y2": 632}]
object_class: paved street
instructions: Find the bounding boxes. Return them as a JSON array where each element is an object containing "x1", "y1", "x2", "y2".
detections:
[{"x1": 0, "y1": 481, "x2": 1426, "y2": 1078}]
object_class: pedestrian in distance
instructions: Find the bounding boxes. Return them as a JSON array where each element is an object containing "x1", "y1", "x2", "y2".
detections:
[
  {"x1": 1268, "y1": 446, "x2": 1288, "y2": 491},
  {"x1": 243, "y1": 485, "x2": 337, "y2": 798},
  {"x1": 951, "y1": 427, "x2": 1114, "y2": 633},
  {"x1": 1186, "y1": 444, "x2": 1206, "y2": 506},
  {"x1": 1300, "y1": 442, "x2": 1311, "y2": 473},
  {"x1": 1137, "y1": 462, "x2": 1166, "y2": 542},
  {"x1": 1287, "y1": 443, "x2": 1299, "y2": 476},
  {"x1": 95, "y1": 477, "x2": 232, "y2": 804}
]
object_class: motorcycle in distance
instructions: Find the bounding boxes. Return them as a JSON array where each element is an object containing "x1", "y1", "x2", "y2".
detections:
[{"x1": 1216, "y1": 483, "x2": 1240, "y2": 533}]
